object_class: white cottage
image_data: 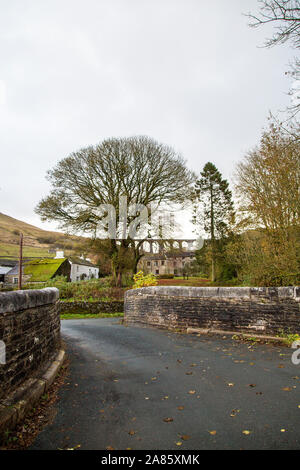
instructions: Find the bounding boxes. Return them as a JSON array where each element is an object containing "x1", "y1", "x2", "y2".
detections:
[{"x1": 54, "y1": 251, "x2": 99, "y2": 282}]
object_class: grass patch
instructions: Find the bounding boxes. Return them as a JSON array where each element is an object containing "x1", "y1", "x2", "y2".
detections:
[
  {"x1": 0, "y1": 242, "x2": 55, "y2": 259},
  {"x1": 277, "y1": 329, "x2": 300, "y2": 346},
  {"x1": 156, "y1": 277, "x2": 242, "y2": 287},
  {"x1": 60, "y1": 312, "x2": 124, "y2": 320}
]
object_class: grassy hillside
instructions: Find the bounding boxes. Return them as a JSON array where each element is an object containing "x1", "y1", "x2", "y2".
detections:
[
  {"x1": 0, "y1": 212, "x2": 89, "y2": 260},
  {"x1": 0, "y1": 242, "x2": 54, "y2": 259}
]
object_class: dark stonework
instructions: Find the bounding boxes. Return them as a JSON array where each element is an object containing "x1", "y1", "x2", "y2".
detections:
[
  {"x1": 124, "y1": 286, "x2": 300, "y2": 335},
  {"x1": 0, "y1": 288, "x2": 60, "y2": 400}
]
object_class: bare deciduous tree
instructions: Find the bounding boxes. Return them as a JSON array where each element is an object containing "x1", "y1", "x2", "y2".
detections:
[
  {"x1": 247, "y1": 0, "x2": 300, "y2": 47},
  {"x1": 247, "y1": 0, "x2": 300, "y2": 117},
  {"x1": 36, "y1": 135, "x2": 195, "y2": 285}
]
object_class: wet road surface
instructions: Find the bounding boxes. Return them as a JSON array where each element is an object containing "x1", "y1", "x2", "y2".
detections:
[{"x1": 31, "y1": 318, "x2": 300, "y2": 450}]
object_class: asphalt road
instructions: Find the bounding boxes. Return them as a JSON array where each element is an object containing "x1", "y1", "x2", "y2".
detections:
[{"x1": 31, "y1": 318, "x2": 300, "y2": 450}]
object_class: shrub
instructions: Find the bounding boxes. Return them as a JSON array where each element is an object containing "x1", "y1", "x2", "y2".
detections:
[
  {"x1": 132, "y1": 271, "x2": 158, "y2": 289},
  {"x1": 26, "y1": 276, "x2": 127, "y2": 301}
]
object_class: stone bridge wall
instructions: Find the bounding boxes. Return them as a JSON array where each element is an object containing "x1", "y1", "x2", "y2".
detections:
[
  {"x1": 124, "y1": 286, "x2": 300, "y2": 336},
  {"x1": 0, "y1": 288, "x2": 60, "y2": 400}
]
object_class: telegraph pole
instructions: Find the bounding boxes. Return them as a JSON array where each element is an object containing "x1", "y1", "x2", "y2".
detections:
[{"x1": 18, "y1": 233, "x2": 23, "y2": 290}]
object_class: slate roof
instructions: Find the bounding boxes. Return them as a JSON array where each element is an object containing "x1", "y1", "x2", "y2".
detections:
[
  {"x1": 4, "y1": 264, "x2": 20, "y2": 276},
  {"x1": 0, "y1": 266, "x2": 12, "y2": 275},
  {"x1": 0, "y1": 259, "x2": 18, "y2": 267},
  {"x1": 68, "y1": 257, "x2": 98, "y2": 268}
]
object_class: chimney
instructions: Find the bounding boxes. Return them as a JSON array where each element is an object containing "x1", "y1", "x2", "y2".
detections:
[{"x1": 54, "y1": 250, "x2": 65, "y2": 259}]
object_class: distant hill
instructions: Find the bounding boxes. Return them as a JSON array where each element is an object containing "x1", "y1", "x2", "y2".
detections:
[{"x1": 0, "y1": 212, "x2": 90, "y2": 260}]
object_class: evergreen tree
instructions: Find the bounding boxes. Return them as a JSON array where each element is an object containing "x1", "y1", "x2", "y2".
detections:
[{"x1": 193, "y1": 162, "x2": 234, "y2": 281}]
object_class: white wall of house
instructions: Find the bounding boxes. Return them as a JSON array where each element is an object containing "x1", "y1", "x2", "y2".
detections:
[{"x1": 70, "y1": 263, "x2": 99, "y2": 282}]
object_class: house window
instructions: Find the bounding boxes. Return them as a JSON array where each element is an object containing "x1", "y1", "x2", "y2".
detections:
[
  {"x1": 156, "y1": 269, "x2": 159, "y2": 275},
  {"x1": 13, "y1": 277, "x2": 18, "y2": 284},
  {"x1": 147, "y1": 261, "x2": 151, "y2": 266},
  {"x1": 155, "y1": 261, "x2": 158, "y2": 266},
  {"x1": 161, "y1": 261, "x2": 165, "y2": 266}
]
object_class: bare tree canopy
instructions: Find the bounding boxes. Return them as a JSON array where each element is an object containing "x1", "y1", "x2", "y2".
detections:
[
  {"x1": 36, "y1": 136, "x2": 194, "y2": 232},
  {"x1": 35, "y1": 135, "x2": 195, "y2": 285},
  {"x1": 247, "y1": 0, "x2": 300, "y2": 48},
  {"x1": 247, "y1": 1, "x2": 300, "y2": 118}
]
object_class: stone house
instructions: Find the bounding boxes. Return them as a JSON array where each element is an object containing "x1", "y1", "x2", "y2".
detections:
[
  {"x1": 4, "y1": 251, "x2": 99, "y2": 285},
  {"x1": 5, "y1": 258, "x2": 71, "y2": 285},
  {"x1": 0, "y1": 259, "x2": 18, "y2": 283},
  {"x1": 139, "y1": 251, "x2": 196, "y2": 276}
]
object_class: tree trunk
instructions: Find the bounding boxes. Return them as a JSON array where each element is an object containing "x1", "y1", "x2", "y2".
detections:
[
  {"x1": 211, "y1": 257, "x2": 216, "y2": 283},
  {"x1": 210, "y1": 184, "x2": 216, "y2": 282}
]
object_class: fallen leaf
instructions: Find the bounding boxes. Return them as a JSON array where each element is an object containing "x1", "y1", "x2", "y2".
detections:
[
  {"x1": 242, "y1": 430, "x2": 251, "y2": 435},
  {"x1": 176, "y1": 442, "x2": 182, "y2": 446},
  {"x1": 106, "y1": 446, "x2": 114, "y2": 450},
  {"x1": 280, "y1": 429, "x2": 286, "y2": 433},
  {"x1": 128, "y1": 430, "x2": 136, "y2": 436},
  {"x1": 227, "y1": 383, "x2": 234, "y2": 387},
  {"x1": 248, "y1": 384, "x2": 256, "y2": 388},
  {"x1": 163, "y1": 417, "x2": 174, "y2": 423},
  {"x1": 181, "y1": 435, "x2": 191, "y2": 440},
  {"x1": 282, "y1": 387, "x2": 292, "y2": 392},
  {"x1": 209, "y1": 431, "x2": 217, "y2": 435},
  {"x1": 177, "y1": 406, "x2": 184, "y2": 410},
  {"x1": 188, "y1": 390, "x2": 196, "y2": 394},
  {"x1": 186, "y1": 372, "x2": 193, "y2": 375}
]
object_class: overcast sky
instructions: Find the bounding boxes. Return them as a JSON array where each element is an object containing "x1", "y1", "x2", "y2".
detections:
[{"x1": 0, "y1": 0, "x2": 296, "y2": 235}]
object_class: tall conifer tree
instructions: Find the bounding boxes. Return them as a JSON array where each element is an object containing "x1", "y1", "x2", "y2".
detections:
[{"x1": 193, "y1": 162, "x2": 234, "y2": 281}]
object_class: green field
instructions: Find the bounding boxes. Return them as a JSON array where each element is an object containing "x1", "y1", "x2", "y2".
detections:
[
  {"x1": 0, "y1": 242, "x2": 55, "y2": 259},
  {"x1": 60, "y1": 312, "x2": 124, "y2": 319}
]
